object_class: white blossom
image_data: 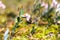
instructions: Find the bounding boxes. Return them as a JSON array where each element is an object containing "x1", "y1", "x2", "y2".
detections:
[
  {"x1": 25, "y1": 13, "x2": 31, "y2": 21},
  {"x1": 56, "y1": 4, "x2": 60, "y2": 12},
  {"x1": 57, "y1": 21, "x2": 60, "y2": 24},
  {"x1": 0, "y1": 1, "x2": 6, "y2": 9}
]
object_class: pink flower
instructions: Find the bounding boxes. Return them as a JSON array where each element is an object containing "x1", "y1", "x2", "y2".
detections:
[
  {"x1": 25, "y1": 13, "x2": 31, "y2": 21},
  {"x1": 0, "y1": 1, "x2": 6, "y2": 9},
  {"x1": 21, "y1": 13, "x2": 31, "y2": 21},
  {"x1": 41, "y1": 2, "x2": 48, "y2": 9},
  {"x1": 51, "y1": 0, "x2": 58, "y2": 7}
]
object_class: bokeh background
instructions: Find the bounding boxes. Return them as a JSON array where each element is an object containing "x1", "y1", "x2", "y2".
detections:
[{"x1": 0, "y1": 0, "x2": 60, "y2": 40}]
